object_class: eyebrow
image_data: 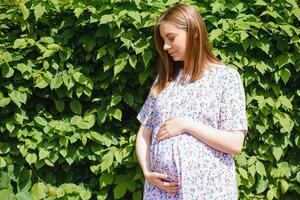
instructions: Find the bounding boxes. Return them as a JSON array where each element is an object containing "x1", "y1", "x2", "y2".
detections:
[
  {"x1": 165, "y1": 33, "x2": 175, "y2": 37},
  {"x1": 161, "y1": 32, "x2": 176, "y2": 39}
]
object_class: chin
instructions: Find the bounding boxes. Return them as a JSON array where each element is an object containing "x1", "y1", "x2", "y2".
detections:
[{"x1": 173, "y1": 57, "x2": 183, "y2": 61}]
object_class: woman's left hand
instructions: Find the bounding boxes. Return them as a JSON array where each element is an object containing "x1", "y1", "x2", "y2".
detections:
[{"x1": 156, "y1": 117, "x2": 188, "y2": 141}]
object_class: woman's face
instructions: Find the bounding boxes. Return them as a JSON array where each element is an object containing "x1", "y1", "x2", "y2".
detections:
[{"x1": 159, "y1": 21, "x2": 187, "y2": 61}]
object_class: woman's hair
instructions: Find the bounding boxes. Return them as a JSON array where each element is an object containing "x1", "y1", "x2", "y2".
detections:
[{"x1": 153, "y1": 3, "x2": 220, "y2": 94}]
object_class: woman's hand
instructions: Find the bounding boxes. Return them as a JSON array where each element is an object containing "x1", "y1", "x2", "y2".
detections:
[
  {"x1": 156, "y1": 117, "x2": 188, "y2": 140},
  {"x1": 144, "y1": 171, "x2": 179, "y2": 195}
]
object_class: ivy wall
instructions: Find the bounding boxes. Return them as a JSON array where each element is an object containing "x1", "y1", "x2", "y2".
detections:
[{"x1": 0, "y1": 0, "x2": 299, "y2": 199}]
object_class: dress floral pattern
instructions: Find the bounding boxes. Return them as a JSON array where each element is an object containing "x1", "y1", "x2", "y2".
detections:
[{"x1": 137, "y1": 65, "x2": 248, "y2": 200}]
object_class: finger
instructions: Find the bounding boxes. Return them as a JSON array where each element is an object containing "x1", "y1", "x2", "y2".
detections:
[
  {"x1": 153, "y1": 172, "x2": 168, "y2": 180},
  {"x1": 163, "y1": 181, "x2": 178, "y2": 187},
  {"x1": 156, "y1": 129, "x2": 167, "y2": 139},
  {"x1": 159, "y1": 124, "x2": 166, "y2": 132},
  {"x1": 167, "y1": 188, "x2": 179, "y2": 193},
  {"x1": 158, "y1": 132, "x2": 169, "y2": 140},
  {"x1": 165, "y1": 188, "x2": 179, "y2": 195},
  {"x1": 166, "y1": 182, "x2": 179, "y2": 187}
]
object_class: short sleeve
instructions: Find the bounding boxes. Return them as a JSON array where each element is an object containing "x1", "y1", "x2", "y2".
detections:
[
  {"x1": 218, "y1": 68, "x2": 248, "y2": 134},
  {"x1": 136, "y1": 76, "x2": 158, "y2": 130}
]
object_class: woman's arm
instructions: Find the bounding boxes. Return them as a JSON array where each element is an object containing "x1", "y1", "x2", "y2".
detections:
[
  {"x1": 135, "y1": 124, "x2": 152, "y2": 175},
  {"x1": 184, "y1": 120, "x2": 245, "y2": 155},
  {"x1": 135, "y1": 124, "x2": 179, "y2": 194},
  {"x1": 156, "y1": 117, "x2": 245, "y2": 155}
]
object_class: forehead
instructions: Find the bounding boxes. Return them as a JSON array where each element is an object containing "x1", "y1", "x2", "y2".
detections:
[{"x1": 159, "y1": 21, "x2": 183, "y2": 37}]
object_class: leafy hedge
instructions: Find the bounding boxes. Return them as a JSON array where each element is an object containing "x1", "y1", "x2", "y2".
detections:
[{"x1": 0, "y1": 0, "x2": 299, "y2": 199}]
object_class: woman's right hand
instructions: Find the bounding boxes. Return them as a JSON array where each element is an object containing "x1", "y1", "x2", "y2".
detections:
[{"x1": 144, "y1": 171, "x2": 179, "y2": 195}]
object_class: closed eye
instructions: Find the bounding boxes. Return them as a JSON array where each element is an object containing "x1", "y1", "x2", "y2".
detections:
[{"x1": 169, "y1": 37, "x2": 175, "y2": 41}]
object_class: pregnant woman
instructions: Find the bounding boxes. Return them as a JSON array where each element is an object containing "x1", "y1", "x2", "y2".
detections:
[{"x1": 135, "y1": 3, "x2": 248, "y2": 199}]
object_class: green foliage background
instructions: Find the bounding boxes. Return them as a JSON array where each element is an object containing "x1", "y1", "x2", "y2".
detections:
[{"x1": 0, "y1": 0, "x2": 299, "y2": 199}]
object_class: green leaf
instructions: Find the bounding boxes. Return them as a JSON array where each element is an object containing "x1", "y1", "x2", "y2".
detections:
[
  {"x1": 296, "y1": 171, "x2": 300, "y2": 183},
  {"x1": 50, "y1": 76, "x2": 63, "y2": 90},
  {"x1": 0, "y1": 157, "x2": 6, "y2": 168},
  {"x1": 256, "y1": 160, "x2": 266, "y2": 177},
  {"x1": 97, "y1": 48, "x2": 107, "y2": 60},
  {"x1": 31, "y1": 182, "x2": 46, "y2": 200},
  {"x1": 34, "y1": 3, "x2": 45, "y2": 20},
  {"x1": 248, "y1": 164, "x2": 256, "y2": 177},
  {"x1": 238, "y1": 167, "x2": 248, "y2": 179},
  {"x1": 267, "y1": 188, "x2": 275, "y2": 200},
  {"x1": 278, "y1": 96, "x2": 292, "y2": 110},
  {"x1": 35, "y1": 75, "x2": 50, "y2": 88},
  {"x1": 55, "y1": 100, "x2": 65, "y2": 113},
  {"x1": 40, "y1": 37, "x2": 55, "y2": 44},
  {"x1": 113, "y1": 183, "x2": 127, "y2": 199},
  {"x1": 240, "y1": 31, "x2": 249, "y2": 41},
  {"x1": 17, "y1": 63, "x2": 32, "y2": 74},
  {"x1": 90, "y1": 131, "x2": 112, "y2": 147},
  {"x1": 34, "y1": 116, "x2": 48, "y2": 126},
  {"x1": 2, "y1": 65, "x2": 14, "y2": 78},
  {"x1": 275, "y1": 54, "x2": 289, "y2": 68},
  {"x1": 272, "y1": 147, "x2": 283, "y2": 161},
  {"x1": 97, "y1": 109, "x2": 107, "y2": 124},
  {"x1": 209, "y1": 29, "x2": 223, "y2": 41},
  {"x1": 0, "y1": 188, "x2": 13, "y2": 200},
  {"x1": 13, "y1": 38, "x2": 27, "y2": 49},
  {"x1": 292, "y1": 8, "x2": 300, "y2": 20},
  {"x1": 280, "y1": 179, "x2": 289, "y2": 193},
  {"x1": 99, "y1": 172, "x2": 114, "y2": 188},
  {"x1": 80, "y1": 35, "x2": 96, "y2": 53},
  {"x1": 0, "y1": 98, "x2": 11, "y2": 108},
  {"x1": 279, "y1": 68, "x2": 291, "y2": 84},
  {"x1": 124, "y1": 93, "x2": 134, "y2": 106},
  {"x1": 19, "y1": 2, "x2": 30, "y2": 20},
  {"x1": 256, "y1": 178, "x2": 268, "y2": 193},
  {"x1": 39, "y1": 148, "x2": 49, "y2": 160},
  {"x1": 0, "y1": 143, "x2": 10, "y2": 154},
  {"x1": 100, "y1": 14, "x2": 114, "y2": 24},
  {"x1": 25, "y1": 153, "x2": 37, "y2": 165},
  {"x1": 74, "y1": 7, "x2": 84, "y2": 18},
  {"x1": 133, "y1": 190, "x2": 142, "y2": 200},
  {"x1": 110, "y1": 95, "x2": 122, "y2": 107},
  {"x1": 101, "y1": 151, "x2": 114, "y2": 172},
  {"x1": 112, "y1": 109, "x2": 122, "y2": 121},
  {"x1": 138, "y1": 71, "x2": 149, "y2": 85},
  {"x1": 256, "y1": 61, "x2": 268, "y2": 74},
  {"x1": 77, "y1": 115, "x2": 95, "y2": 129},
  {"x1": 114, "y1": 53, "x2": 129, "y2": 76},
  {"x1": 134, "y1": 38, "x2": 149, "y2": 54},
  {"x1": 120, "y1": 32, "x2": 132, "y2": 49},
  {"x1": 127, "y1": 11, "x2": 141, "y2": 23},
  {"x1": 129, "y1": 55, "x2": 137, "y2": 68},
  {"x1": 134, "y1": 0, "x2": 141, "y2": 6},
  {"x1": 1, "y1": 51, "x2": 12, "y2": 63},
  {"x1": 70, "y1": 99, "x2": 82, "y2": 115},
  {"x1": 9, "y1": 90, "x2": 27, "y2": 107},
  {"x1": 114, "y1": 149, "x2": 123, "y2": 164},
  {"x1": 97, "y1": 191, "x2": 108, "y2": 200},
  {"x1": 142, "y1": 49, "x2": 152, "y2": 67},
  {"x1": 15, "y1": 191, "x2": 32, "y2": 200},
  {"x1": 80, "y1": 190, "x2": 91, "y2": 200}
]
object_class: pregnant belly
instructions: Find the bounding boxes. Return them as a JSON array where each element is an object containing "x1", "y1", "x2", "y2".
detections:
[
  {"x1": 150, "y1": 132, "x2": 232, "y2": 182},
  {"x1": 150, "y1": 133, "x2": 205, "y2": 182}
]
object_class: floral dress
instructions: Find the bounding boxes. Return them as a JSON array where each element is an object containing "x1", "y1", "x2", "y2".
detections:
[{"x1": 137, "y1": 65, "x2": 248, "y2": 200}]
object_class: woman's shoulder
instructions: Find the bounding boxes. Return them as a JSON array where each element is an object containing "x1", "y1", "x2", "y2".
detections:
[{"x1": 209, "y1": 64, "x2": 241, "y2": 79}]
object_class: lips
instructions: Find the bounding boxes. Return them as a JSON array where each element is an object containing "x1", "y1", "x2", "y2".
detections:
[{"x1": 169, "y1": 51, "x2": 177, "y2": 56}]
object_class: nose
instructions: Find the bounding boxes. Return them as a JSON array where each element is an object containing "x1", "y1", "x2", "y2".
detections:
[{"x1": 163, "y1": 42, "x2": 171, "y2": 51}]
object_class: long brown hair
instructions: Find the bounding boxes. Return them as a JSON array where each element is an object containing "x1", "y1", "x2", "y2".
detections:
[{"x1": 153, "y1": 3, "x2": 220, "y2": 94}]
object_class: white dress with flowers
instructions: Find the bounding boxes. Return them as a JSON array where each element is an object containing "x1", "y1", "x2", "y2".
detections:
[{"x1": 137, "y1": 65, "x2": 248, "y2": 200}]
